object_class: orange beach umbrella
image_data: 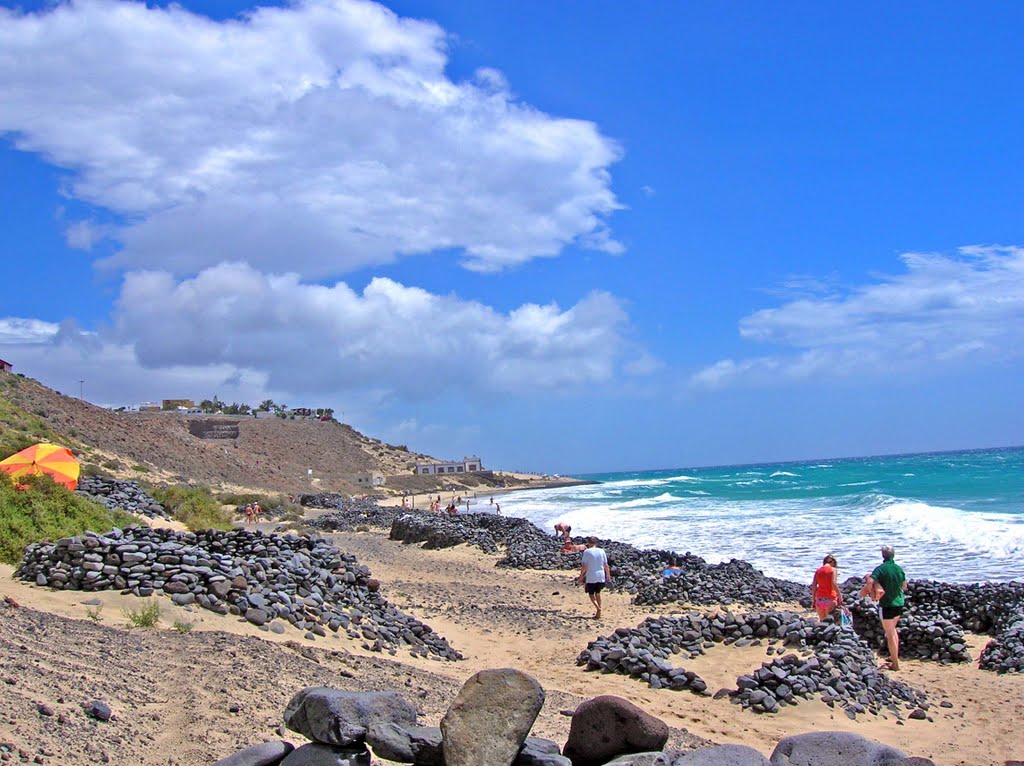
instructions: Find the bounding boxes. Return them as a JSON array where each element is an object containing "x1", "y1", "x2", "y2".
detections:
[{"x1": 0, "y1": 443, "x2": 81, "y2": 491}]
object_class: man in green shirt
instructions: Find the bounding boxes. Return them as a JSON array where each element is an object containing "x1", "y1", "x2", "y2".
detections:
[{"x1": 871, "y1": 545, "x2": 907, "y2": 671}]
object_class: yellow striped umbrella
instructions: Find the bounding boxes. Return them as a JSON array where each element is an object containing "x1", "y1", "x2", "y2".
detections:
[{"x1": 0, "y1": 443, "x2": 81, "y2": 491}]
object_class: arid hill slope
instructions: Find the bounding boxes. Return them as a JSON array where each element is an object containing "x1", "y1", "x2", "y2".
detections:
[{"x1": 0, "y1": 375, "x2": 437, "y2": 492}]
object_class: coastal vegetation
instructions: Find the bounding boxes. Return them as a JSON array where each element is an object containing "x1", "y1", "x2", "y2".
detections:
[
  {"x1": 147, "y1": 484, "x2": 234, "y2": 532},
  {"x1": 0, "y1": 472, "x2": 134, "y2": 565}
]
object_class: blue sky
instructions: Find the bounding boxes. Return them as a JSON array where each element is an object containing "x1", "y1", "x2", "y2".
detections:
[{"x1": 1, "y1": 0, "x2": 1022, "y2": 474}]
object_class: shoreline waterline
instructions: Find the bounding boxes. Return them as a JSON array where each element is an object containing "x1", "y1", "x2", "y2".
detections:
[{"x1": 494, "y1": 446, "x2": 1024, "y2": 585}]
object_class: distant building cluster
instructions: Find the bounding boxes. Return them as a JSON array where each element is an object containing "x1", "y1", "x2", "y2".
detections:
[{"x1": 414, "y1": 457, "x2": 484, "y2": 476}]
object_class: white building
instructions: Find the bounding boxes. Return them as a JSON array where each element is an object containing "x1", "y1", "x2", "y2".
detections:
[
  {"x1": 350, "y1": 470, "x2": 385, "y2": 487},
  {"x1": 414, "y1": 457, "x2": 483, "y2": 476}
]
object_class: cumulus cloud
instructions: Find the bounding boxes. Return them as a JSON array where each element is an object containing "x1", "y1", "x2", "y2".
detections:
[
  {"x1": 0, "y1": 0, "x2": 621, "y2": 276},
  {"x1": 691, "y1": 245, "x2": 1024, "y2": 389},
  {"x1": 0, "y1": 317, "x2": 267, "y2": 406},
  {"x1": 108, "y1": 262, "x2": 628, "y2": 397}
]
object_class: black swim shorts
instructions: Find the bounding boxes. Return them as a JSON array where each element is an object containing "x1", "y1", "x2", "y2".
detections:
[
  {"x1": 880, "y1": 605, "x2": 904, "y2": 620},
  {"x1": 584, "y1": 582, "x2": 606, "y2": 595}
]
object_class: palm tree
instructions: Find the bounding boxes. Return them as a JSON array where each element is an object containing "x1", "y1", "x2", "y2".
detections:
[{"x1": 258, "y1": 399, "x2": 275, "y2": 412}]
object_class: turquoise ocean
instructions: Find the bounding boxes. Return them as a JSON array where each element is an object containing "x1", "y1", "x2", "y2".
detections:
[{"x1": 495, "y1": 446, "x2": 1024, "y2": 585}]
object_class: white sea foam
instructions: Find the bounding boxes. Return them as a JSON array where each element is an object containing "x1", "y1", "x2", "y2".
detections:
[
  {"x1": 840, "y1": 480, "x2": 880, "y2": 487},
  {"x1": 495, "y1": 481, "x2": 1024, "y2": 583},
  {"x1": 602, "y1": 475, "x2": 698, "y2": 489},
  {"x1": 618, "y1": 492, "x2": 679, "y2": 508},
  {"x1": 863, "y1": 501, "x2": 1024, "y2": 559},
  {"x1": 770, "y1": 471, "x2": 799, "y2": 477}
]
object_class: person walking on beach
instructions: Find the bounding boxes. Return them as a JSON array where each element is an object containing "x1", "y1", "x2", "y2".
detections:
[
  {"x1": 811, "y1": 554, "x2": 843, "y2": 621},
  {"x1": 872, "y1": 545, "x2": 907, "y2": 671},
  {"x1": 577, "y1": 537, "x2": 611, "y2": 619}
]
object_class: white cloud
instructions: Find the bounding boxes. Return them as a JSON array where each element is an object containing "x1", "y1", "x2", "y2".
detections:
[
  {"x1": 108, "y1": 262, "x2": 629, "y2": 397},
  {"x1": 1, "y1": 264, "x2": 629, "y2": 402},
  {"x1": 0, "y1": 0, "x2": 621, "y2": 277},
  {"x1": 692, "y1": 245, "x2": 1024, "y2": 389}
]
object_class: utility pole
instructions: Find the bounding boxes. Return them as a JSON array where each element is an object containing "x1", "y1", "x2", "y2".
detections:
[{"x1": 78, "y1": 380, "x2": 84, "y2": 399}]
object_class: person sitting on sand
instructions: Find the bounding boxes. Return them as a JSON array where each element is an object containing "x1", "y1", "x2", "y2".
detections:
[
  {"x1": 872, "y1": 545, "x2": 908, "y2": 671},
  {"x1": 662, "y1": 558, "x2": 683, "y2": 577},
  {"x1": 810, "y1": 554, "x2": 843, "y2": 621},
  {"x1": 577, "y1": 537, "x2": 611, "y2": 619},
  {"x1": 562, "y1": 539, "x2": 586, "y2": 553}
]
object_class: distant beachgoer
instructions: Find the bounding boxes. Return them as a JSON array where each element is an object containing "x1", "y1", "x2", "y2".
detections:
[
  {"x1": 872, "y1": 545, "x2": 907, "y2": 671},
  {"x1": 811, "y1": 554, "x2": 843, "y2": 621},
  {"x1": 554, "y1": 522, "x2": 572, "y2": 541},
  {"x1": 577, "y1": 537, "x2": 611, "y2": 619},
  {"x1": 446, "y1": 503, "x2": 457, "y2": 516},
  {"x1": 662, "y1": 558, "x2": 683, "y2": 578},
  {"x1": 495, "y1": 503, "x2": 501, "y2": 515},
  {"x1": 244, "y1": 503, "x2": 254, "y2": 526},
  {"x1": 562, "y1": 540, "x2": 586, "y2": 553},
  {"x1": 489, "y1": 496, "x2": 494, "y2": 505}
]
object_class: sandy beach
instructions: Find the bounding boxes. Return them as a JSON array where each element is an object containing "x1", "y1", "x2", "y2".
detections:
[{"x1": 2, "y1": 521, "x2": 1021, "y2": 765}]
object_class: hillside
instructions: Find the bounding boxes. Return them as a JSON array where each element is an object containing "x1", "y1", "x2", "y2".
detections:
[{"x1": 0, "y1": 374, "x2": 445, "y2": 493}]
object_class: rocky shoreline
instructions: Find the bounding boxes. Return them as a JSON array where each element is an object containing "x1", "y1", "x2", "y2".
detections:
[{"x1": 299, "y1": 504, "x2": 1024, "y2": 676}]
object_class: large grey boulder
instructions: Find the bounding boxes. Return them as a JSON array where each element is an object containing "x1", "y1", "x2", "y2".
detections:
[
  {"x1": 669, "y1": 745, "x2": 771, "y2": 766},
  {"x1": 283, "y1": 688, "x2": 417, "y2": 746},
  {"x1": 515, "y1": 736, "x2": 572, "y2": 766},
  {"x1": 279, "y1": 744, "x2": 370, "y2": 766},
  {"x1": 604, "y1": 752, "x2": 672, "y2": 765},
  {"x1": 213, "y1": 741, "x2": 295, "y2": 766},
  {"x1": 365, "y1": 722, "x2": 444, "y2": 765},
  {"x1": 770, "y1": 732, "x2": 907, "y2": 766},
  {"x1": 440, "y1": 668, "x2": 545, "y2": 766},
  {"x1": 563, "y1": 696, "x2": 669, "y2": 766}
]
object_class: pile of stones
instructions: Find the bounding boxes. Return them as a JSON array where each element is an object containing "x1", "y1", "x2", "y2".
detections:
[
  {"x1": 16, "y1": 527, "x2": 461, "y2": 661},
  {"x1": 75, "y1": 475, "x2": 169, "y2": 519},
  {"x1": 310, "y1": 506, "x2": 426, "y2": 535},
  {"x1": 577, "y1": 611, "x2": 930, "y2": 720},
  {"x1": 632, "y1": 559, "x2": 807, "y2": 607},
  {"x1": 390, "y1": 513, "x2": 537, "y2": 554},
  {"x1": 840, "y1": 577, "x2": 1024, "y2": 672},
  {"x1": 213, "y1": 668, "x2": 938, "y2": 766},
  {"x1": 385, "y1": 511, "x2": 806, "y2": 607},
  {"x1": 979, "y1": 616, "x2": 1024, "y2": 673},
  {"x1": 298, "y1": 494, "x2": 382, "y2": 513}
]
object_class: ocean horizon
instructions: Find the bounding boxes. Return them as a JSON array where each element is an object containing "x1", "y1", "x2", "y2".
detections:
[{"x1": 496, "y1": 445, "x2": 1024, "y2": 585}]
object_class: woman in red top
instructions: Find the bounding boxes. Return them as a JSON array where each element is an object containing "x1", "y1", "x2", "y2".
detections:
[{"x1": 811, "y1": 554, "x2": 843, "y2": 621}]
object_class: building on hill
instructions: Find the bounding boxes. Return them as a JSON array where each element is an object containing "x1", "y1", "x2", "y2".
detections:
[
  {"x1": 138, "y1": 401, "x2": 161, "y2": 412},
  {"x1": 414, "y1": 456, "x2": 483, "y2": 476},
  {"x1": 350, "y1": 470, "x2": 385, "y2": 487},
  {"x1": 162, "y1": 399, "x2": 195, "y2": 410},
  {"x1": 0, "y1": 358, "x2": 11, "y2": 373}
]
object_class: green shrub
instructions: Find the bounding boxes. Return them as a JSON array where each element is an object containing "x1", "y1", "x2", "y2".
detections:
[
  {"x1": 0, "y1": 473, "x2": 135, "y2": 565},
  {"x1": 172, "y1": 619, "x2": 194, "y2": 632},
  {"x1": 130, "y1": 464, "x2": 149, "y2": 473},
  {"x1": 150, "y1": 484, "x2": 233, "y2": 532},
  {"x1": 123, "y1": 600, "x2": 161, "y2": 628}
]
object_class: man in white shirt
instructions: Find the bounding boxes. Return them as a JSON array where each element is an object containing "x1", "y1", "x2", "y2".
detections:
[{"x1": 577, "y1": 537, "x2": 611, "y2": 619}]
